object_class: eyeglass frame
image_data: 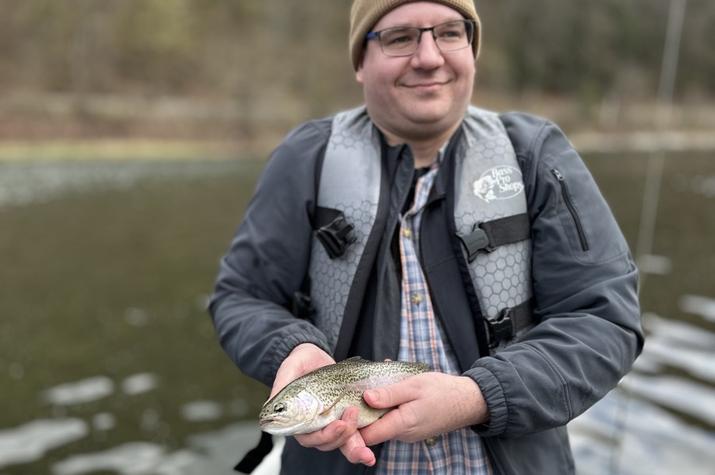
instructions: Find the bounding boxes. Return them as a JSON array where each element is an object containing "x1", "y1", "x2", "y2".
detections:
[{"x1": 364, "y1": 19, "x2": 477, "y2": 57}]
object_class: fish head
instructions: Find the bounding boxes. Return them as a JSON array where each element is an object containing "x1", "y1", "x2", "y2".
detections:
[{"x1": 259, "y1": 385, "x2": 325, "y2": 436}]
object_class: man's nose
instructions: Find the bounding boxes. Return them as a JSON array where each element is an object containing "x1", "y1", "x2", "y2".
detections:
[{"x1": 411, "y1": 32, "x2": 445, "y2": 69}]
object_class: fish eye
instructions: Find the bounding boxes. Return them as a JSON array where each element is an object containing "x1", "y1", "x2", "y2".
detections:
[{"x1": 273, "y1": 403, "x2": 286, "y2": 413}]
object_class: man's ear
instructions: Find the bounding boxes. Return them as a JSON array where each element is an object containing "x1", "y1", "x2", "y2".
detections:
[{"x1": 356, "y1": 67, "x2": 364, "y2": 84}]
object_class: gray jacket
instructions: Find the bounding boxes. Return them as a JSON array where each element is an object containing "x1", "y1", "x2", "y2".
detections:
[{"x1": 209, "y1": 111, "x2": 643, "y2": 474}]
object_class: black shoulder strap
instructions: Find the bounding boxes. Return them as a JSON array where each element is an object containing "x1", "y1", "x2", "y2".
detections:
[
  {"x1": 291, "y1": 137, "x2": 330, "y2": 319},
  {"x1": 233, "y1": 431, "x2": 273, "y2": 473}
]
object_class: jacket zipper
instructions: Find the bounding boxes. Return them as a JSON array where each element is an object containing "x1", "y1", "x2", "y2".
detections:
[{"x1": 551, "y1": 169, "x2": 590, "y2": 251}]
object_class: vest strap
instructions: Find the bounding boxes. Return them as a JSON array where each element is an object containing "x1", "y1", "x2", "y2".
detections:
[
  {"x1": 457, "y1": 213, "x2": 530, "y2": 263},
  {"x1": 486, "y1": 299, "x2": 533, "y2": 348},
  {"x1": 234, "y1": 431, "x2": 273, "y2": 473},
  {"x1": 291, "y1": 289, "x2": 314, "y2": 320}
]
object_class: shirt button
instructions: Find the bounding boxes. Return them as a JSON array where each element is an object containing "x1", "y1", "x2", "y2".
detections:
[
  {"x1": 425, "y1": 436, "x2": 438, "y2": 447},
  {"x1": 402, "y1": 228, "x2": 412, "y2": 239},
  {"x1": 411, "y1": 293, "x2": 422, "y2": 306}
]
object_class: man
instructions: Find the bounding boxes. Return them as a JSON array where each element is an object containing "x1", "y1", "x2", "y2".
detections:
[{"x1": 209, "y1": 1, "x2": 643, "y2": 474}]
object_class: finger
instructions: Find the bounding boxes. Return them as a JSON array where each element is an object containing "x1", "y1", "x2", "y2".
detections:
[
  {"x1": 359, "y1": 408, "x2": 406, "y2": 446},
  {"x1": 340, "y1": 431, "x2": 376, "y2": 466},
  {"x1": 295, "y1": 420, "x2": 347, "y2": 448},
  {"x1": 314, "y1": 407, "x2": 359, "y2": 451},
  {"x1": 363, "y1": 375, "x2": 422, "y2": 409}
]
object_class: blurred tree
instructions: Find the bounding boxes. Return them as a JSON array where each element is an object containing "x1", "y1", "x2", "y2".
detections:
[
  {"x1": 0, "y1": 0, "x2": 711, "y2": 124},
  {"x1": 114, "y1": 0, "x2": 199, "y2": 92}
]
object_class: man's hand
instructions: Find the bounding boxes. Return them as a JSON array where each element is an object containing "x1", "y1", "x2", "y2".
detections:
[
  {"x1": 292, "y1": 406, "x2": 376, "y2": 466},
  {"x1": 360, "y1": 372, "x2": 489, "y2": 445},
  {"x1": 269, "y1": 344, "x2": 376, "y2": 466},
  {"x1": 270, "y1": 343, "x2": 335, "y2": 398}
]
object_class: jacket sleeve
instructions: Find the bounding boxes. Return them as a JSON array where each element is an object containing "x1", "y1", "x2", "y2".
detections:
[
  {"x1": 208, "y1": 120, "x2": 333, "y2": 387},
  {"x1": 465, "y1": 112, "x2": 644, "y2": 437}
]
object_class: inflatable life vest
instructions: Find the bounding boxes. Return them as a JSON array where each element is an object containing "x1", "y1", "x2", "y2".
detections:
[{"x1": 302, "y1": 106, "x2": 533, "y2": 356}]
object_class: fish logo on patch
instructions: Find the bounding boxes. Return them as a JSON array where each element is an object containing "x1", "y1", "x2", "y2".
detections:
[{"x1": 473, "y1": 166, "x2": 524, "y2": 203}]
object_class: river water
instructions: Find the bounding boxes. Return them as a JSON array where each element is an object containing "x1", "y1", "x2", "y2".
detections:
[{"x1": 0, "y1": 155, "x2": 713, "y2": 474}]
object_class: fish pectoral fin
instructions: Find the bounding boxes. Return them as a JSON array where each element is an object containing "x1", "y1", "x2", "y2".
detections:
[{"x1": 319, "y1": 390, "x2": 350, "y2": 417}]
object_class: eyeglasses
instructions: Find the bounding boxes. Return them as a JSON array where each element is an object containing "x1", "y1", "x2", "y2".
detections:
[{"x1": 365, "y1": 19, "x2": 476, "y2": 57}]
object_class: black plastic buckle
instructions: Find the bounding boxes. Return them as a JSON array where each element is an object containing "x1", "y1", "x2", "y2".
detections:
[
  {"x1": 487, "y1": 308, "x2": 515, "y2": 348},
  {"x1": 459, "y1": 224, "x2": 495, "y2": 263},
  {"x1": 316, "y1": 215, "x2": 356, "y2": 259},
  {"x1": 291, "y1": 291, "x2": 315, "y2": 320}
]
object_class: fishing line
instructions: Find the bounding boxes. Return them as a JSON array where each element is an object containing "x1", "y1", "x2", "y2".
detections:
[{"x1": 610, "y1": 1, "x2": 687, "y2": 473}]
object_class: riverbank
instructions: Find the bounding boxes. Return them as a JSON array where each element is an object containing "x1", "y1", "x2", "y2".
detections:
[
  {"x1": 2, "y1": 92, "x2": 715, "y2": 161},
  {"x1": 0, "y1": 139, "x2": 239, "y2": 162},
  {"x1": 1, "y1": 129, "x2": 714, "y2": 163}
]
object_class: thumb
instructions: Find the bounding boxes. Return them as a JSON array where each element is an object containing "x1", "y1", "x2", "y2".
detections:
[{"x1": 363, "y1": 379, "x2": 416, "y2": 409}]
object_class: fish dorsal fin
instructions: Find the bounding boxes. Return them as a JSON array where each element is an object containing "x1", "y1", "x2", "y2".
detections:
[
  {"x1": 319, "y1": 389, "x2": 348, "y2": 417},
  {"x1": 338, "y1": 356, "x2": 367, "y2": 366}
]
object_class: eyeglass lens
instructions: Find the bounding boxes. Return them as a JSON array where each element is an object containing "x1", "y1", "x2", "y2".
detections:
[{"x1": 379, "y1": 20, "x2": 473, "y2": 56}]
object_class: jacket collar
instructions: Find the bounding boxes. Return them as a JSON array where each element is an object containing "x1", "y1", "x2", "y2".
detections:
[{"x1": 428, "y1": 124, "x2": 465, "y2": 206}]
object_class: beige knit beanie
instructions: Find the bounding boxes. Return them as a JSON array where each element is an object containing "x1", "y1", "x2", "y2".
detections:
[{"x1": 349, "y1": 0, "x2": 481, "y2": 70}]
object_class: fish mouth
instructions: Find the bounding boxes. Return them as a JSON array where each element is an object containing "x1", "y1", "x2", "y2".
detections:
[{"x1": 259, "y1": 420, "x2": 306, "y2": 436}]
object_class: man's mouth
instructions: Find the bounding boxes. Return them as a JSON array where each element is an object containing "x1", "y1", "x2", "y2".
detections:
[{"x1": 405, "y1": 81, "x2": 447, "y2": 88}]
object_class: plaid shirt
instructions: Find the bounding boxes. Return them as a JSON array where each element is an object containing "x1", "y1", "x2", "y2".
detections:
[{"x1": 376, "y1": 157, "x2": 492, "y2": 475}]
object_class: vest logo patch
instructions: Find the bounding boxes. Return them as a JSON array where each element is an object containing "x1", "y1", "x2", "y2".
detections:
[{"x1": 473, "y1": 166, "x2": 524, "y2": 203}]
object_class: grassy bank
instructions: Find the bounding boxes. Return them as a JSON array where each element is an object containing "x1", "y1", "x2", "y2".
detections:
[{"x1": 0, "y1": 139, "x2": 240, "y2": 162}]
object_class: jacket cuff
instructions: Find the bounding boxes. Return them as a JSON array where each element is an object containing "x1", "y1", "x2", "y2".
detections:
[
  {"x1": 464, "y1": 365, "x2": 508, "y2": 437},
  {"x1": 268, "y1": 329, "x2": 332, "y2": 381}
]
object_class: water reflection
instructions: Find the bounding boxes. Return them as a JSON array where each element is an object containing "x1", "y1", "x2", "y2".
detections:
[
  {"x1": 181, "y1": 401, "x2": 223, "y2": 422},
  {"x1": 52, "y1": 442, "x2": 197, "y2": 475},
  {"x1": 639, "y1": 316, "x2": 715, "y2": 381},
  {"x1": 92, "y1": 414, "x2": 116, "y2": 432},
  {"x1": 0, "y1": 419, "x2": 87, "y2": 469},
  {"x1": 570, "y1": 391, "x2": 715, "y2": 475},
  {"x1": 570, "y1": 311, "x2": 715, "y2": 474},
  {"x1": 122, "y1": 373, "x2": 159, "y2": 396},
  {"x1": 636, "y1": 254, "x2": 672, "y2": 276},
  {"x1": 43, "y1": 377, "x2": 114, "y2": 406},
  {"x1": 43, "y1": 374, "x2": 159, "y2": 407},
  {"x1": 680, "y1": 295, "x2": 715, "y2": 322},
  {"x1": 0, "y1": 160, "x2": 241, "y2": 207}
]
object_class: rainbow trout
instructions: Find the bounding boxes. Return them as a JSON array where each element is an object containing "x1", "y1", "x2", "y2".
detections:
[{"x1": 259, "y1": 357, "x2": 429, "y2": 436}]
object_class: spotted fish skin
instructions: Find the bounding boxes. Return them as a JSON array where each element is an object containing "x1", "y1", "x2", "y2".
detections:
[{"x1": 259, "y1": 357, "x2": 429, "y2": 436}]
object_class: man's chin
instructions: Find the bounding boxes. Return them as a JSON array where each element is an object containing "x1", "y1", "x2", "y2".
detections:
[{"x1": 403, "y1": 106, "x2": 455, "y2": 127}]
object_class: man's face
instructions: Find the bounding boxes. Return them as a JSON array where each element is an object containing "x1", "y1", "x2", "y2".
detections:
[{"x1": 356, "y1": 2, "x2": 476, "y2": 143}]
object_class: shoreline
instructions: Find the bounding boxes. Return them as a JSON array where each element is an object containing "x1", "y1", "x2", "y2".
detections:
[{"x1": 1, "y1": 129, "x2": 714, "y2": 162}]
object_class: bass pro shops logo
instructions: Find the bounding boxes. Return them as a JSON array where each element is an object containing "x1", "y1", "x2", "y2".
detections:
[{"x1": 473, "y1": 166, "x2": 524, "y2": 203}]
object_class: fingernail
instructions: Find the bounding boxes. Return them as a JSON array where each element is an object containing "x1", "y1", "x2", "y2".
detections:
[{"x1": 365, "y1": 390, "x2": 378, "y2": 402}]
